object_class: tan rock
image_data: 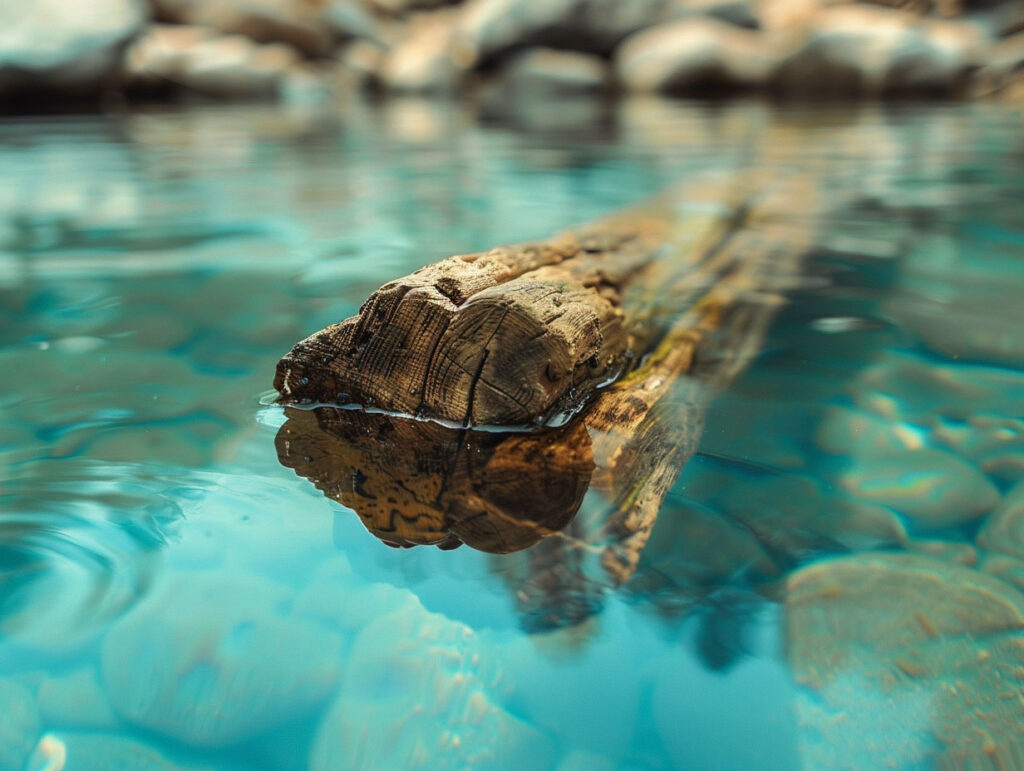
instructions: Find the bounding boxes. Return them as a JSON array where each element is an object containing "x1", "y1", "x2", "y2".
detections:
[
  {"x1": 775, "y1": 6, "x2": 986, "y2": 95},
  {"x1": 616, "y1": 18, "x2": 775, "y2": 93},
  {"x1": 380, "y1": 10, "x2": 462, "y2": 92},
  {"x1": 787, "y1": 552, "x2": 1024, "y2": 768}
]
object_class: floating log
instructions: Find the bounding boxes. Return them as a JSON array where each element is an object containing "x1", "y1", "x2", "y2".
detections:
[
  {"x1": 274, "y1": 184, "x2": 756, "y2": 426},
  {"x1": 276, "y1": 174, "x2": 819, "y2": 610}
]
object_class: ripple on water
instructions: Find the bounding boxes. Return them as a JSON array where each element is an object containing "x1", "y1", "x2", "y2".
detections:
[{"x1": 0, "y1": 460, "x2": 190, "y2": 658}]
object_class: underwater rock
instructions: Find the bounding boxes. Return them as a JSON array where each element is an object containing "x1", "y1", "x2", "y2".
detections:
[
  {"x1": 906, "y1": 538, "x2": 979, "y2": 567},
  {"x1": 814, "y1": 405, "x2": 920, "y2": 456},
  {"x1": 787, "y1": 552, "x2": 1024, "y2": 769},
  {"x1": 0, "y1": 679, "x2": 40, "y2": 771},
  {"x1": 838, "y1": 448, "x2": 998, "y2": 529},
  {"x1": 310, "y1": 602, "x2": 554, "y2": 769},
  {"x1": 615, "y1": 18, "x2": 775, "y2": 93},
  {"x1": 292, "y1": 557, "x2": 423, "y2": 635},
  {"x1": 976, "y1": 480, "x2": 1024, "y2": 560},
  {"x1": 0, "y1": 0, "x2": 145, "y2": 95},
  {"x1": 101, "y1": 572, "x2": 343, "y2": 747},
  {"x1": 24, "y1": 731, "x2": 218, "y2": 771},
  {"x1": 679, "y1": 464, "x2": 908, "y2": 557},
  {"x1": 37, "y1": 667, "x2": 119, "y2": 731},
  {"x1": 980, "y1": 552, "x2": 1024, "y2": 595}
]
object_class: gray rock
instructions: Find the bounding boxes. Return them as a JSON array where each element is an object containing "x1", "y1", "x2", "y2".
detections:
[
  {"x1": 839, "y1": 448, "x2": 999, "y2": 528},
  {"x1": 616, "y1": 18, "x2": 774, "y2": 93},
  {"x1": 0, "y1": 679, "x2": 40, "y2": 771},
  {"x1": 455, "y1": 0, "x2": 667, "y2": 67},
  {"x1": 0, "y1": 0, "x2": 145, "y2": 94},
  {"x1": 774, "y1": 6, "x2": 986, "y2": 96},
  {"x1": 787, "y1": 552, "x2": 1024, "y2": 769},
  {"x1": 492, "y1": 48, "x2": 608, "y2": 93},
  {"x1": 977, "y1": 480, "x2": 1024, "y2": 560},
  {"x1": 101, "y1": 572, "x2": 343, "y2": 747},
  {"x1": 311, "y1": 602, "x2": 553, "y2": 769}
]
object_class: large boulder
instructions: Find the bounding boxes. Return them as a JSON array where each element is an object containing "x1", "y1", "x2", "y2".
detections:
[
  {"x1": 0, "y1": 0, "x2": 146, "y2": 94},
  {"x1": 101, "y1": 572, "x2": 343, "y2": 747},
  {"x1": 616, "y1": 18, "x2": 775, "y2": 93},
  {"x1": 774, "y1": 6, "x2": 987, "y2": 95},
  {"x1": 787, "y1": 552, "x2": 1024, "y2": 769},
  {"x1": 455, "y1": 0, "x2": 667, "y2": 67}
]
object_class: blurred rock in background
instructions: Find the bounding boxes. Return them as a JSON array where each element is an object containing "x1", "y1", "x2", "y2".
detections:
[{"x1": 0, "y1": 0, "x2": 1022, "y2": 107}]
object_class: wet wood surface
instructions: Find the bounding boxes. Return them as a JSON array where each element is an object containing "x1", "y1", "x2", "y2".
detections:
[{"x1": 276, "y1": 172, "x2": 820, "y2": 611}]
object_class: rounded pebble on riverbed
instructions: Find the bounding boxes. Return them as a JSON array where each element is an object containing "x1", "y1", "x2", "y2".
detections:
[
  {"x1": 976, "y1": 479, "x2": 1024, "y2": 560},
  {"x1": 838, "y1": 449, "x2": 998, "y2": 528},
  {"x1": 310, "y1": 602, "x2": 553, "y2": 770},
  {"x1": 101, "y1": 571, "x2": 343, "y2": 747},
  {"x1": 787, "y1": 552, "x2": 1024, "y2": 768}
]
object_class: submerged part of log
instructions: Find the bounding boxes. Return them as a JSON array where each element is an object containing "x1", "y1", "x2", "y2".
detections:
[
  {"x1": 274, "y1": 189, "x2": 752, "y2": 426},
  {"x1": 275, "y1": 173, "x2": 820, "y2": 622},
  {"x1": 276, "y1": 407, "x2": 593, "y2": 553}
]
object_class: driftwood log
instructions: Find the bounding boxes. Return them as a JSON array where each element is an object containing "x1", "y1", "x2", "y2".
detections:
[
  {"x1": 274, "y1": 183, "x2": 759, "y2": 426},
  {"x1": 276, "y1": 173, "x2": 819, "y2": 620}
]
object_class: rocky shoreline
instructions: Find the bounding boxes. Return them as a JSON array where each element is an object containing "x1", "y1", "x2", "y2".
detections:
[{"x1": 2, "y1": 0, "x2": 1022, "y2": 109}]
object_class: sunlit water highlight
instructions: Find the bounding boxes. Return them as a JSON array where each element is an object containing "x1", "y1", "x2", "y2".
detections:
[{"x1": 1, "y1": 98, "x2": 1023, "y2": 770}]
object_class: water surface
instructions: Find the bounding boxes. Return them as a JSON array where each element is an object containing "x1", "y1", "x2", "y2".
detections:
[{"x1": 1, "y1": 98, "x2": 1023, "y2": 770}]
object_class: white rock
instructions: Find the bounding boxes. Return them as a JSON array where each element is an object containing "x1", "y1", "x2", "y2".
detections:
[
  {"x1": 101, "y1": 572, "x2": 343, "y2": 747},
  {"x1": 310, "y1": 602, "x2": 554, "y2": 769},
  {"x1": 0, "y1": 0, "x2": 145, "y2": 92}
]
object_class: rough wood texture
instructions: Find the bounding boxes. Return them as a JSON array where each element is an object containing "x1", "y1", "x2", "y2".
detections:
[
  {"x1": 274, "y1": 199, "x2": 731, "y2": 425},
  {"x1": 276, "y1": 174, "x2": 819, "y2": 610}
]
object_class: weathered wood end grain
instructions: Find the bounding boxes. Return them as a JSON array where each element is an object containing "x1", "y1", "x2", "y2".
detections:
[{"x1": 275, "y1": 211, "x2": 674, "y2": 425}]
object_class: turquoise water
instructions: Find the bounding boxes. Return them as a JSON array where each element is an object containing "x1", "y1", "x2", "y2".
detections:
[{"x1": 1, "y1": 98, "x2": 1023, "y2": 770}]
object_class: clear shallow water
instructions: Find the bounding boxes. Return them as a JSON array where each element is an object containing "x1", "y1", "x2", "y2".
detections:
[{"x1": 0, "y1": 98, "x2": 1022, "y2": 770}]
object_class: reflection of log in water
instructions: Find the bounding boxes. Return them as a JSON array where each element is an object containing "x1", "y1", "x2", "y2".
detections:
[{"x1": 276, "y1": 172, "x2": 818, "y2": 628}]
